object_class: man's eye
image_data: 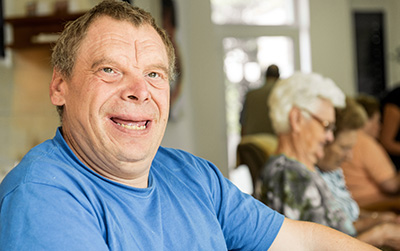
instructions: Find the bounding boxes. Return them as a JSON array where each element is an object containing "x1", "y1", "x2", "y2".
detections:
[
  {"x1": 148, "y1": 72, "x2": 160, "y2": 78},
  {"x1": 102, "y1": 68, "x2": 114, "y2": 74}
]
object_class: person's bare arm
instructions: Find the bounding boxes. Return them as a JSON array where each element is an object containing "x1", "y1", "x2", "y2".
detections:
[
  {"x1": 381, "y1": 104, "x2": 400, "y2": 155},
  {"x1": 355, "y1": 210, "x2": 400, "y2": 233},
  {"x1": 357, "y1": 223, "x2": 400, "y2": 250},
  {"x1": 269, "y1": 218, "x2": 378, "y2": 251},
  {"x1": 379, "y1": 174, "x2": 400, "y2": 195}
]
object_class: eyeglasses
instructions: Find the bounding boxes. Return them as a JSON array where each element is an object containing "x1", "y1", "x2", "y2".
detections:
[{"x1": 301, "y1": 108, "x2": 336, "y2": 132}]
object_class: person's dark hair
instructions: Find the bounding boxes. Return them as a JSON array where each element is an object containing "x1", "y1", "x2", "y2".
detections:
[
  {"x1": 334, "y1": 97, "x2": 367, "y2": 137},
  {"x1": 265, "y1": 64, "x2": 280, "y2": 79},
  {"x1": 355, "y1": 94, "x2": 380, "y2": 119},
  {"x1": 51, "y1": 0, "x2": 176, "y2": 119}
]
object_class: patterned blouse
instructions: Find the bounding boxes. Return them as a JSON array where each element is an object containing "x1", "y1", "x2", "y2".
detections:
[
  {"x1": 256, "y1": 154, "x2": 356, "y2": 236},
  {"x1": 318, "y1": 168, "x2": 360, "y2": 222}
]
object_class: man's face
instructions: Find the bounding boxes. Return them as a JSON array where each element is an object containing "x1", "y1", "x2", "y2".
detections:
[
  {"x1": 299, "y1": 99, "x2": 335, "y2": 165},
  {"x1": 50, "y1": 16, "x2": 170, "y2": 186},
  {"x1": 318, "y1": 130, "x2": 358, "y2": 171}
]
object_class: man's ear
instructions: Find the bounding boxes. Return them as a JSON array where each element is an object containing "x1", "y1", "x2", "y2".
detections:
[
  {"x1": 49, "y1": 69, "x2": 67, "y2": 106},
  {"x1": 288, "y1": 106, "x2": 303, "y2": 133}
]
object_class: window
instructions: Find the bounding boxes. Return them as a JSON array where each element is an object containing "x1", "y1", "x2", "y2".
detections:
[
  {"x1": 211, "y1": 0, "x2": 311, "y2": 171},
  {"x1": 211, "y1": 0, "x2": 294, "y2": 25},
  {"x1": 223, "y1": 36, "x2": 294, "y2": 136}
]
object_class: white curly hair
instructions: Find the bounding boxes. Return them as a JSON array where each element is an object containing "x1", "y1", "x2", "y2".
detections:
[{"x1": 269, "y1": 72, "x2": 345, "y2": 134}]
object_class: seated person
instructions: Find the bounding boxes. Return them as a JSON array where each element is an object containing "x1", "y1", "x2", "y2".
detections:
[
  {"x1": 317, "y1": 97, "x2": 400, "y2": 250},
  {"x1": 340, "y1": 95, "x2": 400, "y2": 211},
  {"x1": 0, "y1": 1, "x2": 377, "y2": 250},
  {"x1": 256, "y1": 72, "x2": 354, "y2": 235}
]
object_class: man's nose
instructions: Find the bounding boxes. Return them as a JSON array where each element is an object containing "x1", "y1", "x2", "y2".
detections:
[{"x1": 121, "y1": 76, "x2": 150, "y2": 103}]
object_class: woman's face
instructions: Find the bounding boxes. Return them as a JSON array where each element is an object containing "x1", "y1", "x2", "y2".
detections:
[
  {"x1": 317, "y1": 130, "x2": 358, "y2": 172},
  {"x1": 299, "y1": 99, "x2": 336, "y2": 165}
]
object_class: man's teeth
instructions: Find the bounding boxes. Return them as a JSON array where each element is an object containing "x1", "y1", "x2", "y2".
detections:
[{"x1": 116, "y1": 122, "x2": 146, "y2": 130}]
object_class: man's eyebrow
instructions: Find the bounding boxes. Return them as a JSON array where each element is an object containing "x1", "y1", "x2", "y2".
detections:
[
  {"x1": 91, "y1": 59, "x2": 169, "y2": 76},
  {"x1": 150, "y1": 64, "x2": 169, "y2": 75},
  {"x1": 91, "y1": 59, "x2": 117, "y2": 70}
]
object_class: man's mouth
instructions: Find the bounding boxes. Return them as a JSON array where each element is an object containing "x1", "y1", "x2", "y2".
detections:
[{"x1": 111, "y1": 118, "x2": 149, "y2": 131}]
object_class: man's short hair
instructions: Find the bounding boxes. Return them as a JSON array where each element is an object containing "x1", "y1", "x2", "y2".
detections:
[{"x1": 265, "y1": 64, "x2": 280, "y2": 79}]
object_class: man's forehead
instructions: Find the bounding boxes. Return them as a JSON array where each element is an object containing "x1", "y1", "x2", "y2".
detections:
[
  {"x1": 87, "y1": 16, "x2": 150, "y2": 38},
  {"x1": 83, "y1": 17, "x2": 167, "y2": 57}
]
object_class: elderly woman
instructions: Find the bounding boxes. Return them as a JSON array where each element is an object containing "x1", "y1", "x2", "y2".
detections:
[
  {"x1": 317, "y1": 97, "x2": 400, "y2": 250},
  {"x1": 256, "y1": 72, "x2": 354, "y2": 234}
]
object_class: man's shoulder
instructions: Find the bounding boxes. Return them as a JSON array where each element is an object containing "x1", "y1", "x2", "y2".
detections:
[
  {"x1": 155, "y1": 147, "x2": 207, "y2": 164},
  {"x1": 154, "y1": 147, "x2": 213, "y2": 172},
  {"x1": 0, "y1": 137, "x2": 84, "y2": 197},
  {"x1": 246, "y1": 86, "x2": 268, "y2": 98},
  {"x1": 153, "y1": 147, "x2": 222, "y2": 185}
]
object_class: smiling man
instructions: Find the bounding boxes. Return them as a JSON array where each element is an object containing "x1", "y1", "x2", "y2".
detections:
[
  {"x1": 50, "y1": 14, "x2": 170, "y2": 188},
  {"x1": 0, "y1": 1, "x2": 378, "y2": 250}
]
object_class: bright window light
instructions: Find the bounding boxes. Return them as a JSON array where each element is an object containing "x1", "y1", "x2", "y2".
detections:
[{"x1": 211, "y1": 0, "x2": 294, "y2": 25}]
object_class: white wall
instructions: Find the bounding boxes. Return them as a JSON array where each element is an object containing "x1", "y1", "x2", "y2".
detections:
[
  {"x1": 308, "y1": 0, "x2": 400, "y2": 95},
  {"x1": 161, "y1": 0, "x2": 229, "y2": 176},
  {"x1": 309, "y1": 0, "x2": 356, "y2": 96}
]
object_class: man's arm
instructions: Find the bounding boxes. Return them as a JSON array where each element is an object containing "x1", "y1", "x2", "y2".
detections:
[{"x1": 269, "y1": 218, "x2": 378, "y2": 251}]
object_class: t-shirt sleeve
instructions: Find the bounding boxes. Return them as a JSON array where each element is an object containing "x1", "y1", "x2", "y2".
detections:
[
  {"x1": 205, "y1": 161, "x2": 285, "y2": 250},
  {"x1": 0, "y1": 183, "x2": 109, "y2": 251}
]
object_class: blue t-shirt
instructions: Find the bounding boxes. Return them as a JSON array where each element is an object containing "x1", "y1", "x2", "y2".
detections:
[{"x1": 0, "y1": 128, "x2": 284, "y2": 250}]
